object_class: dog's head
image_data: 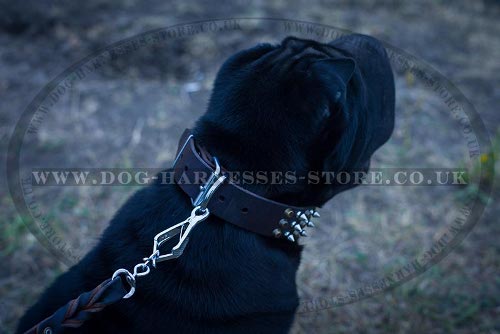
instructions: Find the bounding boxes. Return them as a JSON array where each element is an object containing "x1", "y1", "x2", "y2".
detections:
[{"x1": 195, "y1": 35, "x2": 395, "y2": 206}]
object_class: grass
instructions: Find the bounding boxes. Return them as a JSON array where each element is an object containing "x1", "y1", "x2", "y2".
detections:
[
  {"x1": 0, "y1": 213, "x2": 27, "y2": 256},
  {"x1": 1, "y1": 2, "x2": 499, "y2": 333},
  {"x1": 455, "y1": 127, "x2": 499, "y2": 205}
]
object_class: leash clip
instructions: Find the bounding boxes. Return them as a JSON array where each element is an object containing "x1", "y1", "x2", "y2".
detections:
[
  {"x1": 111, "y1": 134, "x2": 226, "y2": 298},
  {"x1": 150, "y1": 206, "x2": 210, "y2": 266},
  {"x1": 111, "y1": 206, "x2": 210, "y2": 299},
  {"x1": 151, "y1": 162, "x2": 226, "y2": 266}
]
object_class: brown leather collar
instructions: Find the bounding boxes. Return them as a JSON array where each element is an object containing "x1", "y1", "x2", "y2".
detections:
[{"x1": 172, "y1": 129, "x2": 320, "y2": 242}]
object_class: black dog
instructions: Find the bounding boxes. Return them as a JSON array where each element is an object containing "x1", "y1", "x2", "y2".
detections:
[{"x1": 18, "y1": 34, "x2": 394, "y2": 333}]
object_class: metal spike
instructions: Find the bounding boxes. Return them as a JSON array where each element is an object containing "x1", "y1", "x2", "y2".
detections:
[
  {"x1": 300, "y1": 230, "x2": 308, "y2": 237},
  {"x1": 272, "y1": 228, "x2": 282, "y2": 238},
  {"x1": 294, "y1": 224, "x2": 303, "y2": 233},
  {"x1": 307, "y1": 221, "x2": 315, "y2": 228},
  {"x1": 284, "y1": 231, "x2": 295, "y2": 242},
  {"x1": 299, "y1": 213, "x2": 308, "y2": 221},
  {"x1": 312, "y1": 211, "x2": 320, "y2": 218},
  {"x1": 279, "y1": 219, "x2": 288, "y2": 227},
  {"x1": 290, "y1": 220, "x2": 298, "y2": 227}
]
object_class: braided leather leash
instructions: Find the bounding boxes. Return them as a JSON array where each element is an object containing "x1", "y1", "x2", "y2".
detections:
[
  {"x1": 24, "y1": 278, "x2": 128, "y2": 333},
  {"x1": 23, "y1": 132, "x2": 320, "y2": 333},
  {"x1": 23, "y1": 140, "x2": 224, "y2": 334},
  {"x1": 23, "y1": 202, "x2": 215, "y2": 334}
]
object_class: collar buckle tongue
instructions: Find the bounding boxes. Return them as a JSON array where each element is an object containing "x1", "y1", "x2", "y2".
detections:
[{"x1": 192, "y1": 157, "x2": 226, "y2": 212}]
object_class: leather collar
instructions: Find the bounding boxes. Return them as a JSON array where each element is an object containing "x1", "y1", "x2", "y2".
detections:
[{"x1": 172, "y1": 129, "x2": 319, "y2": 242}]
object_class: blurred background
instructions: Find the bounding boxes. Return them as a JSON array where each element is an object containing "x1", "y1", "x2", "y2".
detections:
[{"x1": 0, "y1": 1, "x2": 499, "y2": 333}]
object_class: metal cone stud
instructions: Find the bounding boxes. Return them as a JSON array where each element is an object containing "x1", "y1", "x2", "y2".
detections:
[
  {"x1": 299, "y1": 213, "x2": 308, "y2": 222},
  {"x1": 284, "y1": 231, "x2": 295, "y2": 242},
  {"x1": 279, "y1": 208, "x2": 320, "y2": 242}
]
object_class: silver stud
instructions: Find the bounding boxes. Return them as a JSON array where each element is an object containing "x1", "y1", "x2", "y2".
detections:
[
  {"x1": 307, "y1": 221, "x2": 315, "y2": 228},
  {"x1": 312, "y1": 211, "x2": 320, "y2": 218},
  {"x1": 284, "y1": 208, "x2": 295, "y2": 218},
  {"x1": 284, "y1": 231, "x2": 295, "y2": 242},
  {"x1": 300, "y1": 230, "x2": 308, "y2": 237},
  {"x1": 290, "y1": 220, "x2": 298, "y2": 227},
  {"x1": 279, "y1": 219, "x2": 288, "y2": 227},
  {"x1": 272, "y1": 228, "x2": 282, "y2": 238},
  {"x1": 294, "y1": 224, "x2": 303, "y2": 233}
]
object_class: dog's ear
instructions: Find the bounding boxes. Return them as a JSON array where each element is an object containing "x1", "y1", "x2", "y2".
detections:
[
  {"x1": 306, "y1": 57, "x2": 356, "y2": 149},
  {"x1": 305, "y1": 56, "x2": 361, "y2": 203},
  {"x1": 305, "y1": 57, "x2": 356, "y2": 125},
  {"x1": 307, "y1": 57, "x2": 369, "y2": 204},
  {"x1": 309, "y1": 57, "x2": 356, "y2": 101},
  {"x1": 311, "y1": 58, "x2": 356, "y2": 83}
]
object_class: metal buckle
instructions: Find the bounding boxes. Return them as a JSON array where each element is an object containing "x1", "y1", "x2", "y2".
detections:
[
  {"x1": 172, "y1": 134, "x2": 194, "y2": 168},
  {"x1": 192, "y1": 157, "x2": 226, "y2": 211},
  {"x1": 172, "y1": 134, "x2": 226, "y2": 212}
]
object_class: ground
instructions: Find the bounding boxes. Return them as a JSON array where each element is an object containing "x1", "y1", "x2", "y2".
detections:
[{"x1": 0, "y1": 1, "x2": 499, "y2": 333}]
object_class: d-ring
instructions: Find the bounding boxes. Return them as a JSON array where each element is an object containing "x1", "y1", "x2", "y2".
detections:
[
  {"x1": 133, "y1": 263, "x2": 151, "y2": 277},
  {"x1": 112, "y1": 269, "x2": 136, "y2": 299}
]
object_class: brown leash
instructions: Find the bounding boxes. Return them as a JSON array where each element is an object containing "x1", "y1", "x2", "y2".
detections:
[
  {"x1": 24, "y1": 278, "x2": 128, "y2": 334},
  {"x1": 24, "y1": 131, "x2": 321, "y2": 332}
]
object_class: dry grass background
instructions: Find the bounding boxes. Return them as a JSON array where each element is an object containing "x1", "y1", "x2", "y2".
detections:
[{"x1": 0, "y1": 1, "x2": 499, "y2": 333}]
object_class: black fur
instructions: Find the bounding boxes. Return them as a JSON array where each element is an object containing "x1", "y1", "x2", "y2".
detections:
[{"x1": 18, "y1": 34, "x2": 394, "y2": 333}]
